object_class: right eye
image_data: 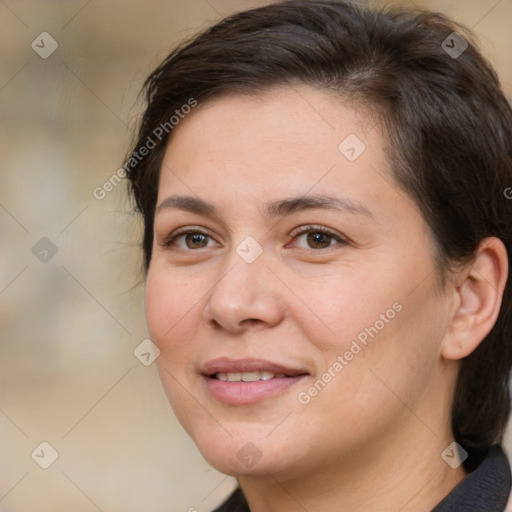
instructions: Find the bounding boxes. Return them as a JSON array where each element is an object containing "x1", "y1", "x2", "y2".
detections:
[{"x1": 161, "y1": 229, "x2": 219, "y2": 251}]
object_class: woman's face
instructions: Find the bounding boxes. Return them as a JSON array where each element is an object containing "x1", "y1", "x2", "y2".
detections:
[{"x1": 145, "y1": 86, "x2": 456, "y2": 478}]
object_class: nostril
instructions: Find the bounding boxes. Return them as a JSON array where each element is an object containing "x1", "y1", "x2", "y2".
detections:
[{"x1": 241, "y1": 318, "x2": 261, "y2": 326}]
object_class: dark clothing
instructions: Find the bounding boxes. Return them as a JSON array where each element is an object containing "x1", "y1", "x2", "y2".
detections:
[
  {"x1": 432, "y1": 445, "x2": 510, "y2": 511},
  {"x1": 213, "y1": 445, "x2": 511, "y2": 511}
]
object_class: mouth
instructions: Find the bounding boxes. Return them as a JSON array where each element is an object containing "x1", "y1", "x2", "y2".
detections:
[
  {"x1": 202, "y1": 358, "x2": 309, "y2": 404},
  {"x1": 212, "y1": 370, "x2": 297, "y2": 382}
]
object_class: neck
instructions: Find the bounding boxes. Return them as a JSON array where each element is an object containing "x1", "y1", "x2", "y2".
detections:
[{"x1": 237, "y1": 424, "x2": 466, "y2": 512}]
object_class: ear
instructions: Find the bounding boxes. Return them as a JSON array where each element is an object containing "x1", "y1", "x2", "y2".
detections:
[{"x1": 442, "y1": 237, "x2": 509, "y2": 361}]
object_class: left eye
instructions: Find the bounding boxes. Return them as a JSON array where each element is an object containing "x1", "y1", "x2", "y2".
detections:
[{"x1": 289, "y1": 226, "x2": 346, "y2": 250}]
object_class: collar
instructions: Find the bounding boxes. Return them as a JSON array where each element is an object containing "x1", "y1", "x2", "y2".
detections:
[{"x1": 432, "y1": 444, "x2": 511, "y2": 511}]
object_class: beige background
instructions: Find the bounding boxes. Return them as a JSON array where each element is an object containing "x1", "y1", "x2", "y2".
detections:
[{"x1": 1, "y1": 0, "x2": 511, "y2": 510}]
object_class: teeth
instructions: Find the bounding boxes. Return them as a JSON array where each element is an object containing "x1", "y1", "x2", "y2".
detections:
[
  {"x1": 241, "y1": 372, "x2": 260, "y2": 382},
  {"x1": 215, "y1": 371, "x2": 278, "y2": 382}
]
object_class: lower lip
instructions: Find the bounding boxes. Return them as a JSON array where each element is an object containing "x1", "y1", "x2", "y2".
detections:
[{"x1": 204, "y1": 375, "x2": 307, "y2": 404}]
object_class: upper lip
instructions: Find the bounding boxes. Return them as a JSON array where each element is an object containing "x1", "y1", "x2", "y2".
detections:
[{"x1": 202, "y1": 357, "x2": 309, "y2": 377}]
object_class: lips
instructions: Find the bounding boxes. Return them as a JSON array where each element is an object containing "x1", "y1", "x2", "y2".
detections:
[
  {"x1": 202, "y1": 357, "x2": 309, "y2": 379},
  {"x1": 202, "y1": 358, "x2": 309, "y2": 404}
]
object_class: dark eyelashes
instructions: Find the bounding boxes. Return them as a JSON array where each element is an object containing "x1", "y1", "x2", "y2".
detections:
[
  {"x1": 160, "y1": 225, "x2": 348, "y2": 251},
  {"x1": 161, "y1": 229, "x2": 207, "y2": 248}
]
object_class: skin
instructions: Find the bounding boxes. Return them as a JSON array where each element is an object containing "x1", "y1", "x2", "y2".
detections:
[{"x1": 144, "y1": 86, "x2": 508, "y2": 511}]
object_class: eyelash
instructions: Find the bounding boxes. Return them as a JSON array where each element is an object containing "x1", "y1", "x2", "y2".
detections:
[{"x1": 161, "y1": 225, "x2": 348, "y2": 251}]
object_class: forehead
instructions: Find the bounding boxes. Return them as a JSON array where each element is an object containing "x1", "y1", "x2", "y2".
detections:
[
  {"x1": 155, "y1": 86, "x2": 421, "y2": 231},
  {"x1": 165, "y1": 86, "x2": 374, "y2": 149},
  {"x1": 160, "y1": 87, "x2": 381, "y2": 185}
]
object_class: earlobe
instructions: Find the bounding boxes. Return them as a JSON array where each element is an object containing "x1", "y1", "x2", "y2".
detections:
[{"x1": 442, "y1": 237, "x2": 509, "y2": 361}]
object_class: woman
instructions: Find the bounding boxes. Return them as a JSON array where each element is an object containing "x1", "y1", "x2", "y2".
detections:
[{"x1": 125, "y1": 1, "x2": 512, "y2": 510}]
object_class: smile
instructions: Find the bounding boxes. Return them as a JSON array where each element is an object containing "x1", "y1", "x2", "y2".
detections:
[
  {"x1": 214, "y1": 371, "x2": 293, "y2": 382},
  {"x1": 202, "y1": 358, "x2": 309, "y2": 404}
]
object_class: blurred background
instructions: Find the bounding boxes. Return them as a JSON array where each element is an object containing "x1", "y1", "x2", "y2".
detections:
[{"x1": 1, "y1": 0, "x2": 511, "y2": 510}]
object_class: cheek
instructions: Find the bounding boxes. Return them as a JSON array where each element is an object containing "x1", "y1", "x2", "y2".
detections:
[
  {"x1": 303, "y1": 258, "x2": 445, "y2": 399},
  {"x1": 145, "y1": 268, "x2": 203, "y2": 427},
  {"x1": 144, "y1": 267, "x2": 199, "y2": 354},
  {"x1": 335, "y1": 281, "x2": 447, "y2": 410},
  {"x1": 144, "y1": 272, "x2": 169, "y2": 346},
  {"x1": 292, "y1": 268, "x2": 398, "y2": 353}
]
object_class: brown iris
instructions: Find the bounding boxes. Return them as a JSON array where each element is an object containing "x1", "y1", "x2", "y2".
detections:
[
  {"x1": 306, "y1": 232, "x2": 332, "y2": 249},
  {"x1": 185, "y1": 233, "x2": 209, "y2": 249}
]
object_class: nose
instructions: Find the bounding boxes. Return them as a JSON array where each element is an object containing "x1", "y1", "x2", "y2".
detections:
[{"x1": 202, "y1": 247, "x2": 284, "y2": 333}]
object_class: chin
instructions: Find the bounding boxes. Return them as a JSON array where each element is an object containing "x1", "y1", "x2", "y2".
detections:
[
  {"x1": 191, "y1": 429, "x2": 266, "y2": 474},
  {"x1": 200, "y1": 449, "x2": 282, "y2": 478},
  {"x1": 190, "y1": 426, "x2": 307, "y2": 479}
]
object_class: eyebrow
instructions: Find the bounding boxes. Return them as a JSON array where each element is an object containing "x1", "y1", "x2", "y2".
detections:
[{"x1": 156, "y1": 193, "x2": 374, "y2": 220}]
